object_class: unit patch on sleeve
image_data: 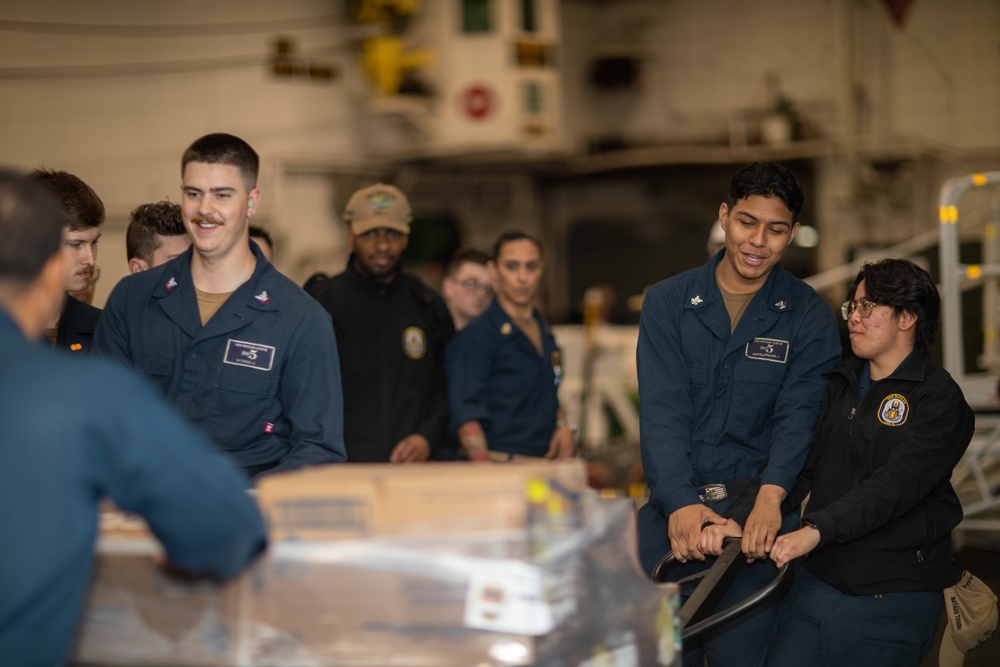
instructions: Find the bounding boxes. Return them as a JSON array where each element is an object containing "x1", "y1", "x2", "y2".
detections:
[
  {"x1": 745, "y1": 338, "x2": 790, "y2": 363},
  {"x1": 223, "y1": 339, "x2": 276, "y2": 371},
  {"x1": 403, "y1": 326, "x2": 426, "y2": 359},
  {"x1": 878, "y1": 394, "x2": 909, "y2": 426}
]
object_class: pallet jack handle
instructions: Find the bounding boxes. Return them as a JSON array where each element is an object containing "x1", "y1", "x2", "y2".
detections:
[{"x1": 649, "y1": 537, "x2": 794, "y2": 643}]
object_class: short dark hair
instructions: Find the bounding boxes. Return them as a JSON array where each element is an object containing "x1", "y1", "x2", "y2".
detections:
[
  {"x1": 0, "y1": 168, "x2": 64, "y2": 285},
  {"x1": 849, "y1": 258, "x2": 940, "y2": 349},
  {"x1": 126, "y1": 201, "x2": 185, "y2": 262},
  {"x1": 302, "y1": 272, "x2": 328, "y2": 298},
  {"x1": 181, "y1": 133, "x2": 259, "y2": 190},
  {"x1": 29, "y1": 169, "x2": 105, "y2": 232},
  {"x1": 248, "y1": 224, "x2": 273, "y2": 248},
  {"x1": 447, "y1": 246, "x2": 490, "y2": 276},
  {"x1": 726, "y1": 161, "x2": 804, "y2": 222},
  {"x1": 492, "y1": 230, "x2": 543, "y2": 261}
]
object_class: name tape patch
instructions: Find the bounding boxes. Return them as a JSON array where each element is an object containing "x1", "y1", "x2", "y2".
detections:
[
  {"x1": 745, "y1": 338, "x2": 790, "y2": 364},
  {"x1": 223, "y1": 339, "x2": 276, "y2": 371}
]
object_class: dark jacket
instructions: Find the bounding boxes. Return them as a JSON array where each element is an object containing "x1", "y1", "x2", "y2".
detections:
[
  {"x1": 306, "y1": 259, "x2": 454, "y2": 462},
  {"x1": 790, "y1": 350, "x2": 974, "y2": 595},
  {"x1": 55, "y1": 295, "x2": 101, "y2": 353}
]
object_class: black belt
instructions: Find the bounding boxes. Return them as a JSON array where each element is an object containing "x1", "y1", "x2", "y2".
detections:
[{"x1": 696, "y1": 477, "x2": 755, "y2": 504}]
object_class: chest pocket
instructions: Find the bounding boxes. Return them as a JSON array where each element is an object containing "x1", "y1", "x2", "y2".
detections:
[
  {"x1": 216, "y1": 367, "x2": 279, "y2": 395},
  {"x1": 688, "y1": 364, "x2": 709, "y2": 385},
  {"x1": 134, "y1": 353, "x2": 174, "y2": 394},
  {"x1": 209, "y1": 367, "x2": 280, "y2": 449},
  {"x1": 726, "y1": 359, "x2": 787, "y2": 435}
]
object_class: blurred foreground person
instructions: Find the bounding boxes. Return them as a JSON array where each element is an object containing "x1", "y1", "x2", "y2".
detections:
[{"x1": 0, "y1": 168, "x2": 266, "y2": 667}]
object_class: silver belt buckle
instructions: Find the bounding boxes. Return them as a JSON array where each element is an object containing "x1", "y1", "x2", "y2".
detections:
[{"x1": 699, "y1": 484, "x2": 728, "y2": 503}]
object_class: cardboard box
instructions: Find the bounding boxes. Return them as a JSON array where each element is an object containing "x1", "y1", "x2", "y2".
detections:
[
  {"x1": 255, "y1": 461, "x2": 590, "y2": 543},
  {"x1": 247, "y1": 461, "x2": 591, "y2": 665}
]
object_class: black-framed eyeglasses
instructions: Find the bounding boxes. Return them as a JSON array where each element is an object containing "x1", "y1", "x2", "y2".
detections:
[
  {"x1": 841, "y1": 298, "x2": 879, "y2": 320},
  {"x1": 457, "y1": 279, "x2": 492, "y2": 295}
]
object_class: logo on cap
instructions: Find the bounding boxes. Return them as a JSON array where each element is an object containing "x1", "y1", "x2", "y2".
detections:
[{"x1": 367, "y1": 192, "x2": 395, "y2": 215}]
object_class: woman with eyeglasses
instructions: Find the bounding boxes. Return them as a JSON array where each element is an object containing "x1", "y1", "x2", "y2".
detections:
[{"x1": 762, "y1": 258, "x2": 975, "y2": 666}]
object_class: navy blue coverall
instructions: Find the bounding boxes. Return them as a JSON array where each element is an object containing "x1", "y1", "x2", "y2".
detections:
[
  {"x1": 637, "y1": 252, "x2": 840, "y2": 665},
  {"x1": 0, "y1": 309, "x2": 266, "y2": 667},
  {"x1": 55, "y1": 294, "x2": 100, "y2": 353},
  {"x1": 94, "y1": 243, "x2": 346, "y2": 474},
  {"x1": 447, "y1": 299, "x2": 562, "y2": 457}
]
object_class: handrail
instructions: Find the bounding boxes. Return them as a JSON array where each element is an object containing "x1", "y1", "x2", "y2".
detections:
[{"x1": 938, "y1": 172, "x2": 1000, "y2": 379}]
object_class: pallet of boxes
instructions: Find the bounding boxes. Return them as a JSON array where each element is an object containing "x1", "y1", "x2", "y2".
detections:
[{"x1": 72, "y1": 461, "x2": 680, "y2": 666}]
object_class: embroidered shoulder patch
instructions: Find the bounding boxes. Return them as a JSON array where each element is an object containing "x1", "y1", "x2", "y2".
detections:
[
  {"x1": 878, "y1": 394, "x2": 909, "y2": 426},
  {"x1": 745, "y1": 338, "x2": 790, "y2": 363},
  {"x1": 403, "y1": 326, "x2": 426, "y2": 359}
]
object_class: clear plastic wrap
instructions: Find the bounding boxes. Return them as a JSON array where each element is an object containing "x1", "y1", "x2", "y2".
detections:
[{"x1": 74, "y1": 463, "x2": 679, "y2": 667}]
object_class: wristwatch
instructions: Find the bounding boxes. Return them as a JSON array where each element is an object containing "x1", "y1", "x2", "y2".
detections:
[{"x1": 803, "y1": 519, "x2": 820, "y2": 533}]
